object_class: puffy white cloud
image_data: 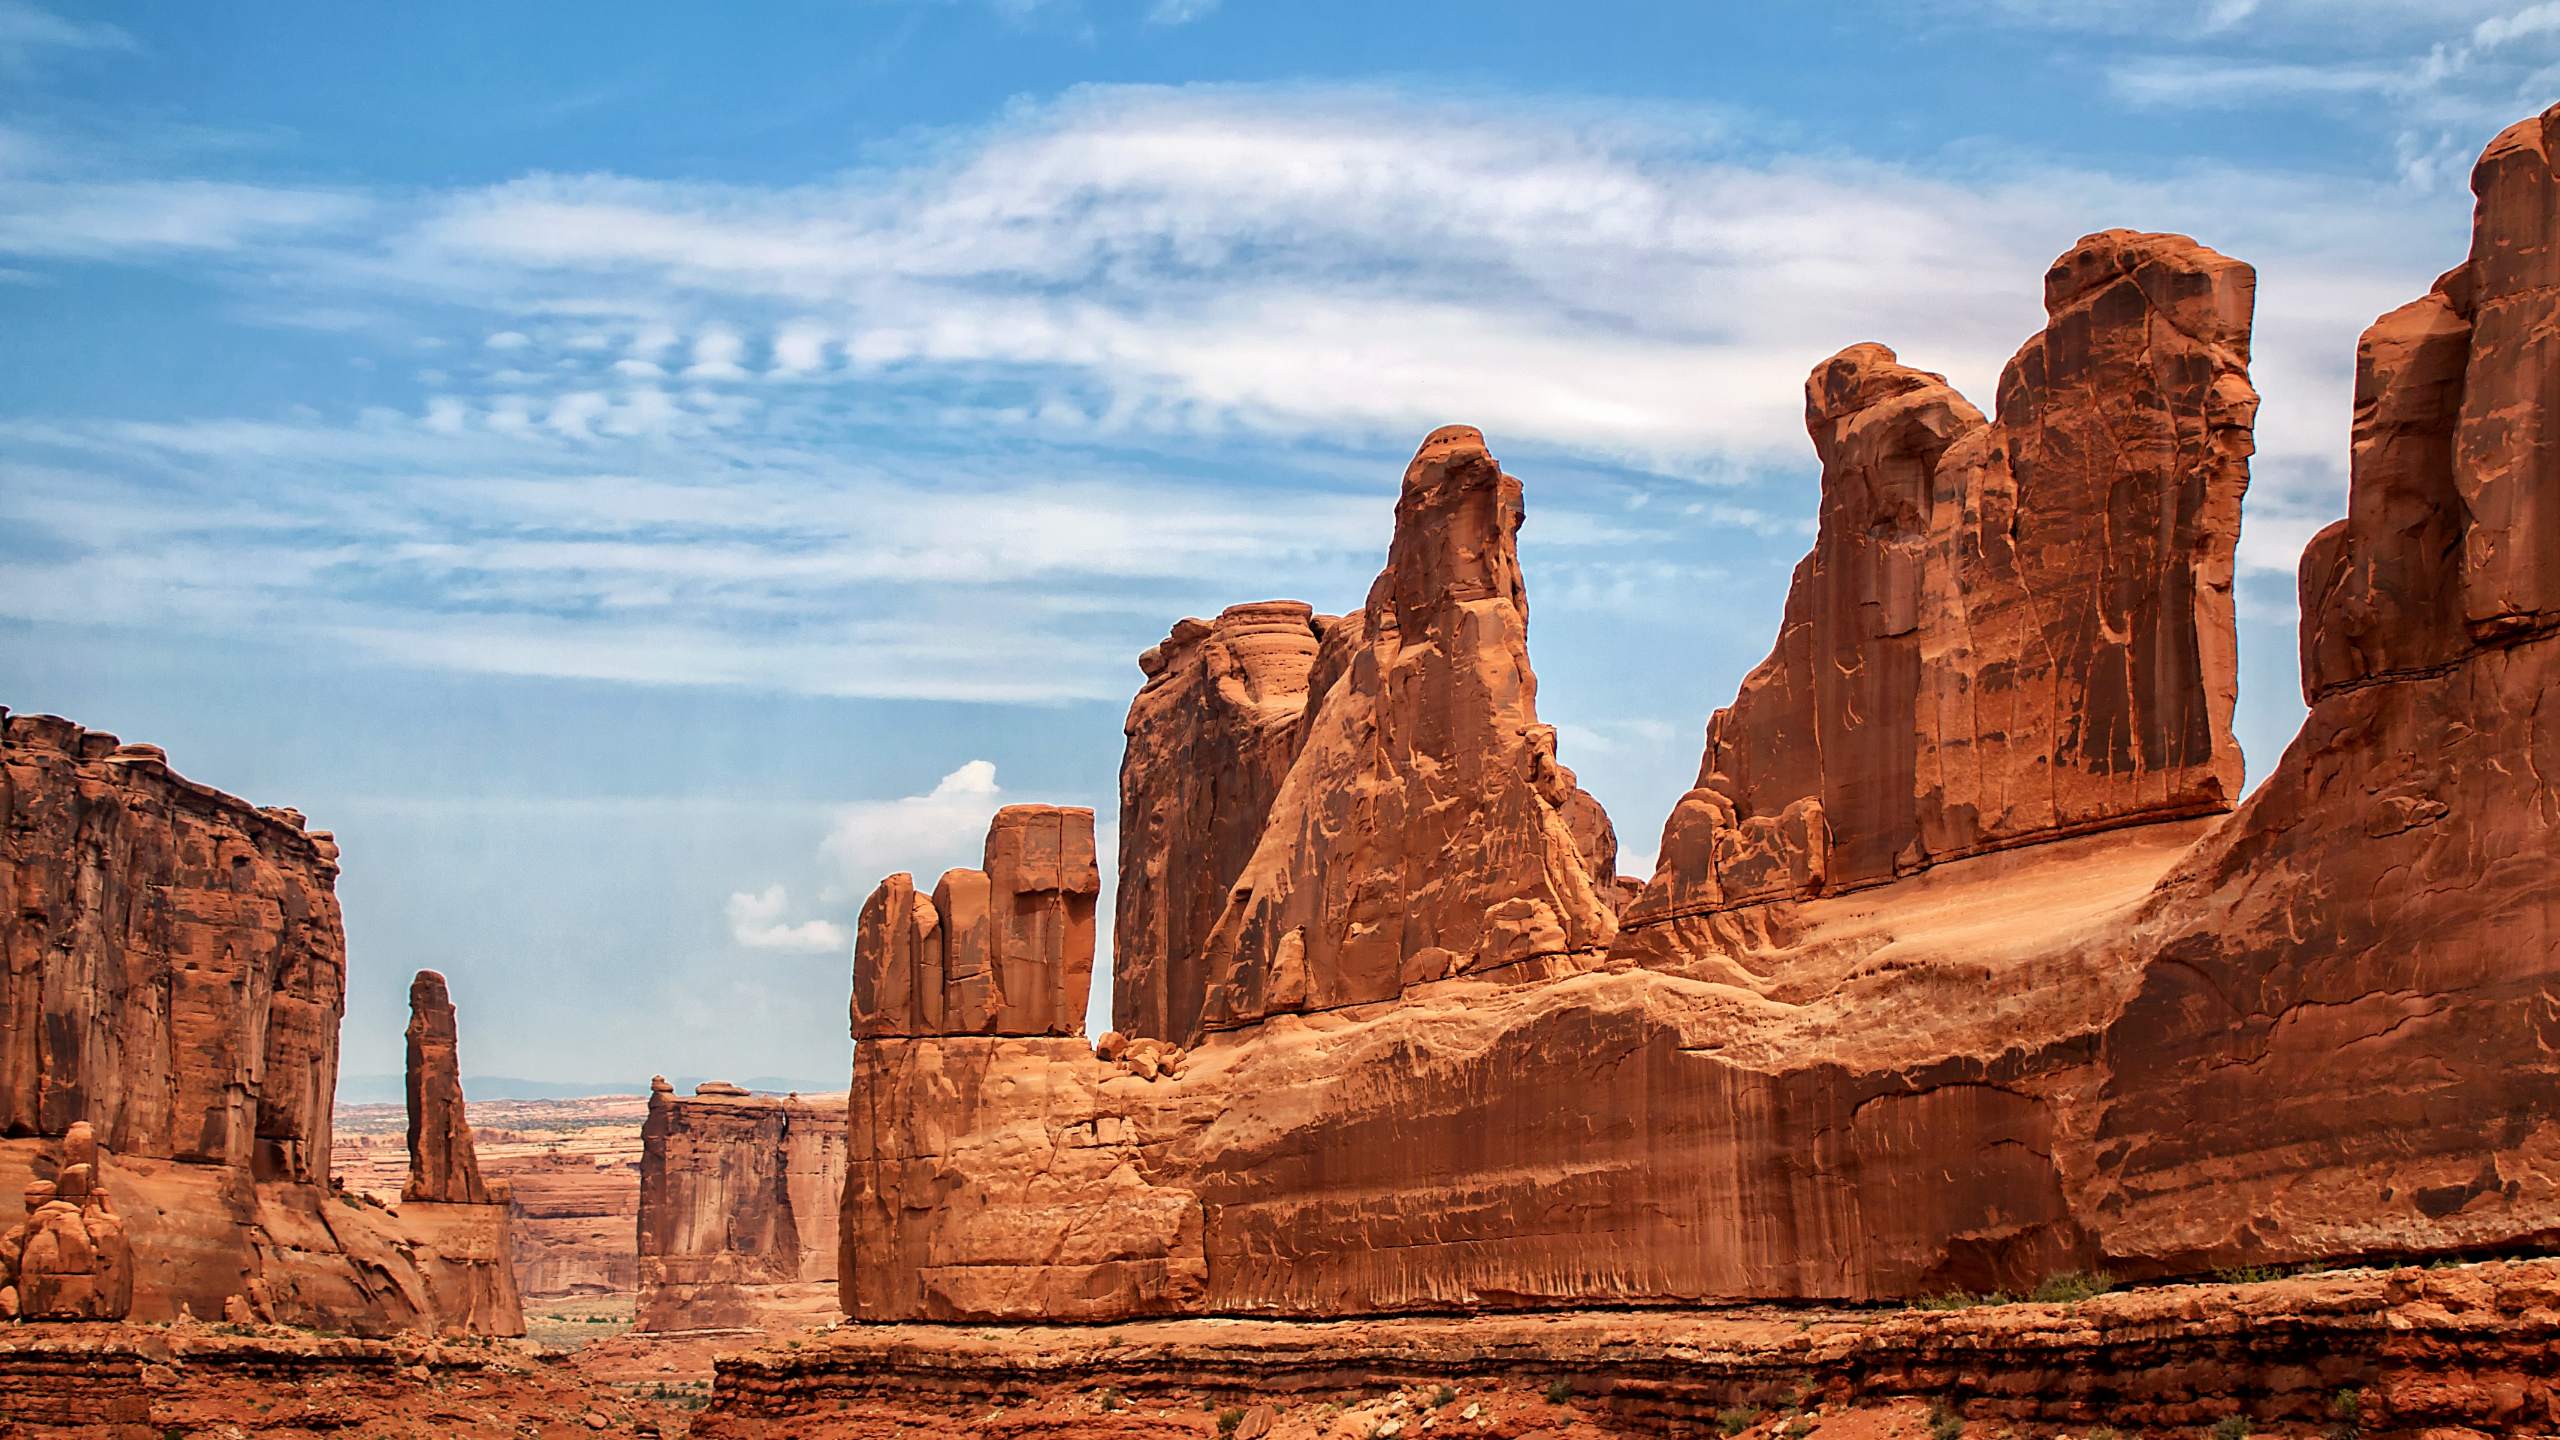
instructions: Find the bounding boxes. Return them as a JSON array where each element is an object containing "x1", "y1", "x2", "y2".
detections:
[
  {"x1": 484, "y1": 329, "x2": 530, "y2": 350},
  {"x1": 725, "y1": 884, "x2": 850, "y2": 953},
  {"x1": 818, "y1": 761, "x2": 1006, "y2": 895},
  {"x1": 684, "y1": 325, "x2": 749, "y2": 379}
]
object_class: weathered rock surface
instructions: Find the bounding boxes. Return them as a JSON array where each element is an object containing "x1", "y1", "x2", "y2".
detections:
[
  {"x1": 401, "y1": 971, "x2": 491, "y2": 1206},
  {"x1": 0, "y1": 711, "x2": 521, "y2": 1335},
  {"x1": 1195, "y1": 426, "x2": 1620, "y2": 1029},
  {"x1": 637, "y1": 1079, "x2": 845, "y2": 1332},
  {"x1": 0, "y1": 1122, "x2": 133, "y2": 1321},
  {"x1": 1115, "y1": 601, "x2": 1324, "y2": 1043},
  {"x1": 836, "y1": 108, "x2": 2560, "y2": 1328},
  {"x1": 851, "y1": 806, "x2": 1098, "y2": 1039},
  {"x1": 1633, "y1": 230, "x2": 2257, "y2": 921}
]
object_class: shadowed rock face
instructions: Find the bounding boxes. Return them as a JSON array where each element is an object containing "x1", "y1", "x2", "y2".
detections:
[
  {"x1": 1633, "y1": 229, "x2": 2258, "y2": 923},
  {"x1": 851, "y1": 806, "x2": 1099, "y2": 1039},
  {"x1": 638, "y1": 1079, "x2": 845, "y2": 1332},
  {"x1": 0, "y1": 711, "x2": 521, "y2": 1335},
  {"x1": 403, "y1": 970, "x2": 491, "y2": 1205},
  {"x1": 833, "y1": 110, "x2": 2560, "y2": 1325},
  {"x1": 1194, "y1": 426, "x2": 1620, "y2": 1029},
  {"x1": 1114, "y1": 602, "x2": 1325, "y2": 1044}
]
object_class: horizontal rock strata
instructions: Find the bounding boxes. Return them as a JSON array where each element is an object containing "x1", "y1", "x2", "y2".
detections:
[{"x1": 710, "y1": 1261, "x2": 2560, "y2": 1438}]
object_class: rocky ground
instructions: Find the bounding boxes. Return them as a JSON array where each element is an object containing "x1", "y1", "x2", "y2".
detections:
[{"x1": 10, "y1": 1259, "x2": 2547, "y2": 1439}]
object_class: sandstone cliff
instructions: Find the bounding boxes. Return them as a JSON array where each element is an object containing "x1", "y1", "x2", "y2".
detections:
[
  {"x1": 832, "y1": 107, "x2": 2560, "y2": 1323},
  {"x1": 1630, "y1": 230, "x2": 2256, "y2": 923},
  {"x1": 0, "y1": 711, "x2": 521, "y2": 1335},
  {"x1": 638, "y1": 1079, "x2": 845, "y2": 1332}
]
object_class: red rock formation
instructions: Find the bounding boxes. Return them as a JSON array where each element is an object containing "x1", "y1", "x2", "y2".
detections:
[
  {"x1": 1115, "y1": 602, "x2": 1324, "y2": 1043},
  {"x1": 402, "y1": 971, "x2": 491, "y2": 1206},
  {"x1": 851, "y1": 806, "x2": 1098, "y2": 1039},
  {"x1": 1633, "y1": 230, "x2": 2256, "y2": 921},
  {"x1": 638, "y1": 1079, "x2": 845, "y2": 1331},
  {"x1": 832, "y1": 109, "x2": 2558, "y2": 1325},
  {"x1": 0, "y1": 711, "x2": 520, "y2": 1335},
  {"x1": 727, "y1": 1261, "x2": 2560, "y2": 1439},
  {"x1": 1195, "y1": 427, "x2": 1620, "y2": 1028}
]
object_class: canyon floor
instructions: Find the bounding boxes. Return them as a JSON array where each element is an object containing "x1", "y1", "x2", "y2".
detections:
[{"x1": 6, "y1": 1258, "x2": 2552, "y2": 1439}]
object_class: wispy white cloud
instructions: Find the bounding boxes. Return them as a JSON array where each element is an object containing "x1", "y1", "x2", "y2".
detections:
[
  {"x1": 0, "y1": 178, "x2": 367, "y2": 258},
  {"x1": 0, "y1": 81, "x2": 2501, "y2": 700},
  {"x1": 725, "y1": 884, "x2": 850, "y2": 953},
  {"x1": 0, "y1": 1, "x2": 133, "y2": 59}
]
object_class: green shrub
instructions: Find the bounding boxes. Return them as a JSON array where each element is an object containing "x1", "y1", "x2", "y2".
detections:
[
  {"x1": 2211, "y1": 1417, "x2": 2252, "y2": 1440},
  {"x1": 1785, "y1": 1419, "x2": 1813, "y2": 1440},
  {"x1": 1216, "y1": 1407, "x2": 1244, "y2": 1437},
  {"x1": 1716, "y1": 1404, "x2": 1762, "y2": 1436},
  {"x1": 2215, "y1": 1264, "x2": 2287, "y2": 1285},
  {"x1": 1429, "y1": 1385, "x2": 1456, "y2": 1408},
  {"x1": 2030, "y1": 1270, "x2": 2114, "y2": 1303},
  {"x1": 1911, "y1": 1289, "x2": 2016, "y2": 1311},
  {"x1": 1927, "y1": 1401, "x2": 1964, "y2": 1440},
  {"x1": 1544, "y1": 1378, "x2": 1574, "y2": 1404}
]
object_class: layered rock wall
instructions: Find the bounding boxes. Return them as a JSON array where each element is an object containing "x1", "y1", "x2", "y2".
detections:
[
  {"x1": 0, "y1": 711, "x2": 520, "y2": 1335},
  {"x1": 637, "y1": 1080, "x2": 845, "y2": 1332}
]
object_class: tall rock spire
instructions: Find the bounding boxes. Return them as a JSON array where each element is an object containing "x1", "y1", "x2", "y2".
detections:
[
  {"x1": 1197, "y1": 425, "x2": 1619, "y2": 1028},
  {"x1": 403, "y1": 969, "x2": 492, "y2": 1205}
]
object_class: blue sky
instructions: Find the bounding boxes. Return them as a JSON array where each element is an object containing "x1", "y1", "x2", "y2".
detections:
[{"x1": 2, "y1": 0, "x2": 2551, "y2": 1090}]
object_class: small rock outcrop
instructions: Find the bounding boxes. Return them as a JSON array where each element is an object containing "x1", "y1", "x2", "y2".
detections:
[
  {"x1": 403, "y1": 971, "x2": 492, "y2": 1206},
  {"x1": 851, "y1": 805, "x2": 1099, "y2": 1039},
  {"x1": 0, "y1": 1122, "x2": 133, "y2": 1320},
  {"x1": 1115, "y1": 601, "x2": 1325, "y2": 1043},
  {"x1": 1195, "y1": 426, "x2": 1620, "y2": 1028},
  {"x1": 1631, "y1": 230, "x2": 2257, "y2": 921},
  {"x1": 637, "y1": 1080, "x2": 846, "y2": 1332}
]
